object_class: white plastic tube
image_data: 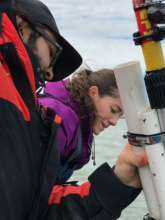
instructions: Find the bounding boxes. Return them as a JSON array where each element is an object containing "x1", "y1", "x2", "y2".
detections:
[
  {"x1": 157, "y1": 109, "x2": 165, "y2": 132},
  {"x1": 138, "y1": 108, "x2": 165, "y2": 219},
  {"x1": 114, "y1": 61, "x2": 164, "y2": 219}
]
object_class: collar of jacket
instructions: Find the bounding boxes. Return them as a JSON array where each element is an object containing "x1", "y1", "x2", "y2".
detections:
[
  {"x1": 6, "y1": 10, "x2": 43, "y2": 90},
  {"x1": 0, "y1": 13, "x2": 38, "y2": 106}
]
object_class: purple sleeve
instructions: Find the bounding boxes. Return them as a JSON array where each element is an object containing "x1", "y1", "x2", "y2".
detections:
[
  {"x1": 38, "y1": 97, "x2": 80, "y2": 161},
  {"x1": 57, "y1": 117, "x2": 79, "y2": 160}
]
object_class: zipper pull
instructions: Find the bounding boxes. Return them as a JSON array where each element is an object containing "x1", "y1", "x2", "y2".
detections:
[
  {"x1": 91, "y1": 136, "x2": 96, "y2": 165},
  {"x1": 0, "y1": 62, "x2": 9, "y2": 75}
]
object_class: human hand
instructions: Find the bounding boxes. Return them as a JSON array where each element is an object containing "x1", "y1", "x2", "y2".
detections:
[{"x1": 114, "y1": 142, "x2": 148, "y2": 188}]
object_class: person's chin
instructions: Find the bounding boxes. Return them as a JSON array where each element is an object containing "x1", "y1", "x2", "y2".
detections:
[{"x1": 93, "y1": 129, "x2": 101, "y2": 136}]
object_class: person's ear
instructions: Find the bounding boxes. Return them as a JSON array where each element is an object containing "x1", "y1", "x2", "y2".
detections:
[
  {"x1": 16, "y1": 16, "x2": 32, "y2": 42},
  {"x1": 89, "y1": 86, "x2": 99, "y2": 100}
]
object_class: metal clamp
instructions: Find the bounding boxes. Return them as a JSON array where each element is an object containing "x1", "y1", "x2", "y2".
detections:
[
  {"x1": 133, "y1": 0, "x2": 164, "y2": 9},
  {"x1": 133, "y1": 26, "x2": 165, "y2": 46},
  {"x1": 123, "y1": 131, "x2": 165, "y2": 146},
  {"x1": 143, "y1": 213, "x2": 156, "y2": 220}
]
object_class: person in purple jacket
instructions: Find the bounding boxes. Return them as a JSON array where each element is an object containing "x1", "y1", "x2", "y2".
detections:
[{"x1": 38, "y1": 68, "x2": 124, "y2": 183}]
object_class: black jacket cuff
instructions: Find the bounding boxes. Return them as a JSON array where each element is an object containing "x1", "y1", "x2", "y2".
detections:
[{"x1": 88, "y1": 162, "x2": 142, "y2": 214}]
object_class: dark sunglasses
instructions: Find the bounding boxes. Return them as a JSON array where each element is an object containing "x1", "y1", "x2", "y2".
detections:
[{"x1": 34, "y1": 26, "x2": 63, "y2": 68}]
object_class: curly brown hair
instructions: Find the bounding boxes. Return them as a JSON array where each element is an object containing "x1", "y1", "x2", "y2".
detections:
[{"x1": 65, "y1": 68, "x2": 119, "y2": 124}]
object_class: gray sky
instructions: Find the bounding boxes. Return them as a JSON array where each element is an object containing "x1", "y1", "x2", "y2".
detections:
[{"x1": 41, "y1": 0, "x2": 165, "y2": 73}]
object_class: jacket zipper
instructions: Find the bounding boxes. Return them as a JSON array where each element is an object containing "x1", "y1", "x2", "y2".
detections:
[
  {"x1": 13, "y1": 43, "x2": 38, "y2": 107},
  {"x1": 2, "y1": 42, "x2": 47, "y2": 219}
]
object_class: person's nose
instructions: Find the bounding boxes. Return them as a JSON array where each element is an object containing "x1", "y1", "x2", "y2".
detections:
[
  {"x1": 108, "y1": 115, "x2": 118, "y2": 126},
  {"x1": 44, "y1": 67, "x2": 53, "y2": 81}
]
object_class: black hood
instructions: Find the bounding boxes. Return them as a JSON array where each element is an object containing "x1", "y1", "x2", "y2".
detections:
[{"x1": 13, "y1": 0, "x2": 82, "y2": 82}]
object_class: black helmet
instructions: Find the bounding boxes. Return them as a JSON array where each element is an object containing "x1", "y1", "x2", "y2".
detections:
[{"x1": 13, "y1": 0, "x2": 82, "y2": 82}]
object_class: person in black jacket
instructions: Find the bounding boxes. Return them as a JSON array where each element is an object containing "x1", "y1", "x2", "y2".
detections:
[{"x1": 0, "y1": 0, "x2": 148, "y2": 219}]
